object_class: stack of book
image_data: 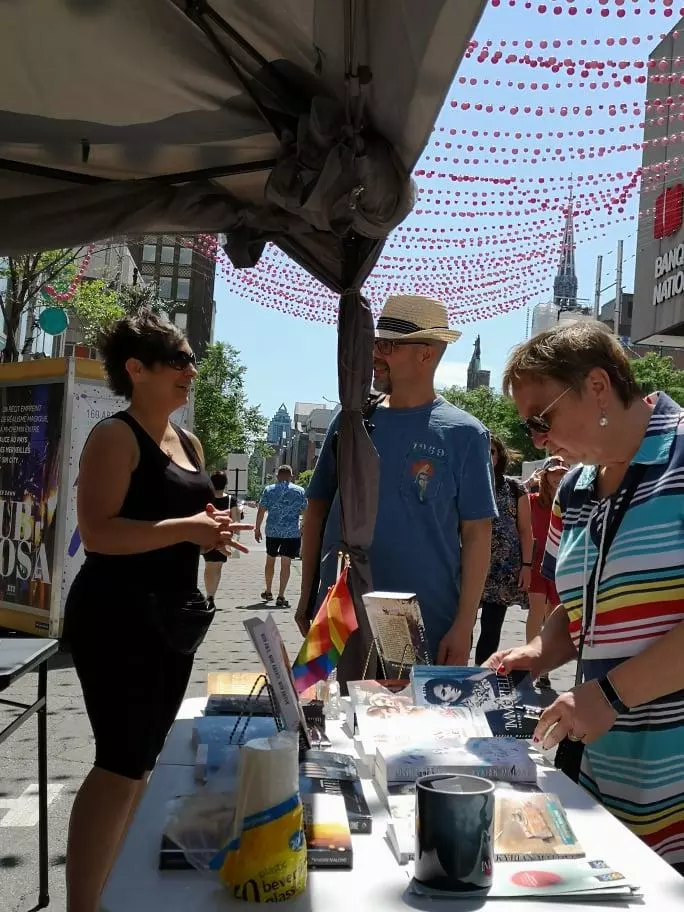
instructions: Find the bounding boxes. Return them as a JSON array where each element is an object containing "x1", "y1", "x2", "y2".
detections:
[{"x1": 409, "y1": 856, "x2": 642, "y2": 902}]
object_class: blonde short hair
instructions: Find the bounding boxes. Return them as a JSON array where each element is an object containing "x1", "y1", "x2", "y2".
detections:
[{"x1": 503, "y1": 320, "x2": 640, "y2": 407}]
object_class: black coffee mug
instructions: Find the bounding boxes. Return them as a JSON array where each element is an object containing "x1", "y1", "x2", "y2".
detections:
[{"x1": 414, "y1": 773, "x2": 495, "y2": 893}]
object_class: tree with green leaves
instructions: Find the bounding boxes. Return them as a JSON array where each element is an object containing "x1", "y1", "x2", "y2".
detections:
[
  {"x1": 67, "y1": 279, "x2": 169, "y2": 346},
  {"x1": 296, "y1": 469, "x2": 314, "y2": 489},
  {"x1": 630, "y1": 351, "x2": 684, "y2": 405},
  {"x1": 193, "y1": 342, "x2": 266, "y2": 471},
  {"x1": 0, "y1": 249, "x2": 83, "y2": 361},
  {"x1": 440, "y1": 385, "x2": 543, "y2": 467}
]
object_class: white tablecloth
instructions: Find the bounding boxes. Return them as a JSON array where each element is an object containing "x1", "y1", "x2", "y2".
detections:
[{"x1": 101, "y1": 698, "x2": 684, "y2": 911}]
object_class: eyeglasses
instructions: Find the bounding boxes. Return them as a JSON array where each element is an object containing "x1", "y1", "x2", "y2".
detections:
[
  {"x1": 374, "y1": 339, "x2": 429, "y2": 356},
  {"x1": 164, "y1": 350, "x2": 196, "y2": 371},
  {"x1": 522, "y1": 386, "x2": 571, "y2": 437}
]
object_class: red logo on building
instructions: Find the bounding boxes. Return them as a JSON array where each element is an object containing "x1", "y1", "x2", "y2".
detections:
[{"x1": 654, "y1": 184, "x2": 684, "y2": 239}]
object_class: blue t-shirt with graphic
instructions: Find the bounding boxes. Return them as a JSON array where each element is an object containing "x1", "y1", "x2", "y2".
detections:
[
  {"x1": 307, "y1": 397, "x2": 497, "y2": 659},
  {"x1": 259, "y1": 482, "x2": 307, "y2": 538}
]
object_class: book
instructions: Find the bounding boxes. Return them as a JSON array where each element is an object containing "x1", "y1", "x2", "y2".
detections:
[
  {"x1": 387, "y1": 816, "x2": 414, "y2": 865},
  {"x1": 205, "y1": 692, "x2": 275, "y2": 717},
  {"x1": 191, "y1": 714, "x2": 279, "y2": 749},
  {"x1": 361, "y1": 592, "x2": 430, "y2": 674},
  {"x1": 384, "y1": 782, "x2": 544, "y2": 866},
  {"x1": 243, "y1": 614, "x2": 310, "y2": 745},
  {"x1": 410, "y1": 665, "x2": 529, "y2": 711},
  {"x1": 299, "y1": 750, "x2": 372, "y2": 834},
  {"x1": 347, "y1": 679, "x2": 492, "y2": 748},
  {"x1": 408, "y1": 857, "x2": 640, "y2": 901},
  {"x1": 206, "y1": 671, "x2": 265, "y2": 696},
  {"x1": 375, "y1": 737, "x2": 538, "y2": 790},
  {"x1": 301, "y1": 791, "x2": 353, "y2": 869},
  {"x1": 494, "y1": 792, "x2": 584, "y2": 862},
  {"x1": 484, "y1": 705, "x2": 541, "y2": 740}
]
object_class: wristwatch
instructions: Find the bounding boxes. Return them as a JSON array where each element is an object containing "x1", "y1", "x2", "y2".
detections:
[{"x1": 596, "y1": 675, "x2": 629, "y2": 714}]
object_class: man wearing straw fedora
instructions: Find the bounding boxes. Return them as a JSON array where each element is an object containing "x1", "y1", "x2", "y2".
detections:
[{"x1": 297, "y1": 295, "x2": 497, "y2": 679}]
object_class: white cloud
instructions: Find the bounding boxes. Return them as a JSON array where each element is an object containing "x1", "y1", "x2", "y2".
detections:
[{"x1": 435, "y1": 360, "x2": 468, "y2": 390}]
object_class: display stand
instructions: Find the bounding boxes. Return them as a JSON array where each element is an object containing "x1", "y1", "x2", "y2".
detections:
[
  {"x1": 362, "y1": 639, "x2": 414, "y2": 681},
  {"x1": 225, "y1": 674, "x2": 284, "y2": 744}
]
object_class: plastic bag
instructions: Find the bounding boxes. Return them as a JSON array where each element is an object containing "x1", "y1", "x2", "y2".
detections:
[{"x1": 211, "y1": 731, "x2": 307, "y2": 902}]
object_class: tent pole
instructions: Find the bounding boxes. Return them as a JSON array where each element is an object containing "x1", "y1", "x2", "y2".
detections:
[{"x1": 186, "y1": 6, "x2": 284, "y2": 138}]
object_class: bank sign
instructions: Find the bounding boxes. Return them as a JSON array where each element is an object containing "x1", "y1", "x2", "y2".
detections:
[{"x1": 653, "y1": 184, "x2": 684, "y2": 306}]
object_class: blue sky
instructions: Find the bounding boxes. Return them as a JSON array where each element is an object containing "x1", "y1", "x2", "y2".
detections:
[{"x1": 214, "y1": 3, "x2": 674, "y2": 423}]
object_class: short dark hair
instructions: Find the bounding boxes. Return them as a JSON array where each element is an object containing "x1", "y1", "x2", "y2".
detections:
[
  {"x1": 503, "y1": 320, "x2": 641, "y2": 407},
  {"x1": 210, "y1": 470, "x2": 227, "y2": 491},
  {"x1": 98, "y1": 312, "x2": 187, "y2": 399},
  {"x1": 277, "y1": 465, "x2": 293, "y2": 478}
]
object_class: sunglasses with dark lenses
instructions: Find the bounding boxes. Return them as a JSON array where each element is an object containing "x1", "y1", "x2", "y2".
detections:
[
  {"x1": 164, "y1": 350, "x2": 196, "y2": 370},
  {"x1": 521, "y1": 386, "x2": 571, "y2": 437},
  {"x1": 374, "y1": 339, "x2": 429, "y2": 356}
]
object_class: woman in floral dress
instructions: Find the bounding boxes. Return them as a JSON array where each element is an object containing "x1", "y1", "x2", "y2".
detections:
[{"x1": 474, "y1": 436, "x2": 534, "y2": 665}]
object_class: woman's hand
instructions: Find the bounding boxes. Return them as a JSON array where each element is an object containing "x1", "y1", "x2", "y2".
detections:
[
  {"x1": 533, "y1": 680, "x2": 617, "y2": 749},
  {"x1": 481, "y1": 641, "x2": 544, "y2": 677},
  {"x1": 185, "y1": 511, "x2": 253, "y2": 553},
  {"x1": 518, "y1": 565, "x2": 532, "y2": 591}
]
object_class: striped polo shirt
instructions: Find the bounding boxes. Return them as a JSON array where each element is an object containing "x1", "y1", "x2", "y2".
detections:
[{"x1": 543, "y1": 391, "x2": 684, "y2": 873}]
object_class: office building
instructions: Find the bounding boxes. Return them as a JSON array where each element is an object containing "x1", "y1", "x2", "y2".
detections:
[
  {"x1": 267, "y1": 403, "x2": 292, "y2": 445},
  {"x1": 632, "y1": 20, "x2": 684, "y2": 347},
  {"x1": 128, "y1": 235, "x2": 216, "y2": 359}
]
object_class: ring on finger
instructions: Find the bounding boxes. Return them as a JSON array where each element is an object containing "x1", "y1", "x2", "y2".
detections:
[{"x1": 567, "y1": 731, "x2": 584, "y2": 742}]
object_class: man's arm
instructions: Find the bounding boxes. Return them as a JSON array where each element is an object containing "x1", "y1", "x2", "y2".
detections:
[
  {"x1": 438, "y1": 425, "x2": 497, "y2": 665},
  {"x1": 437, "y1": 518, "x2": 492, "y2": 664},
  {"x1": 254, "y1": 505, "x2": 267, "y2": 542}
]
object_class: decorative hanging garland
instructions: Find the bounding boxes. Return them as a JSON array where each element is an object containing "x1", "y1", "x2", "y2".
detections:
[
  {"x1": 487, "y1": 1, "x2": 682, "y2": 17},
  {"x1": 467, "y1": 33, "x2": 670, "y2": 51},
  {"x1": 42, "y1": 243, "x2": 97, "y2": 303},
  {"x1": 456, "y1": 73, "x2": 645, "y2": 89},
  {"x1": 450, "y1": 99, "x2": 640, "y2": 116}
]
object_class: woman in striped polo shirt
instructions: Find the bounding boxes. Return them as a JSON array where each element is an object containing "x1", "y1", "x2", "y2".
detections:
[{"x1": 486, "y1": 320, "x2": 684, "y2": 874}]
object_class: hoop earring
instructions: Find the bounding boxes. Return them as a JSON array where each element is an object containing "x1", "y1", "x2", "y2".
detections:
[{"x1": 599, "y1": 412, "x2": 608, "y2": 428}]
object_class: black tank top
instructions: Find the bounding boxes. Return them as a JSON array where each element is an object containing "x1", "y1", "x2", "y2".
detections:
[{"x1": 81, "y1": 411, "x2": 214, "y2": 593}]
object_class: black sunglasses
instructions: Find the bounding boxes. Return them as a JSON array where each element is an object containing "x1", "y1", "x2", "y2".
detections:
[
  {"x1": 164, "y1": 350, "x2": 196, "y2": 371},
  {"x1": 521, "y1": 387, "x2": 571, "y2": 437},
  {"x1": 374, "y1": 339, "x2": 429, "y2": 356}
]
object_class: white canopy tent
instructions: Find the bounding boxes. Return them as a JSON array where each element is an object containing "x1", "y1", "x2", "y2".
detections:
[{"x1": 0, "y1": 0, "x2": 487, "y2": 680}]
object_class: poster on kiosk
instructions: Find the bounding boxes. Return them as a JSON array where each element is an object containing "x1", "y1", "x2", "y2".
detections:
[{"x1": 0, "y1": 357, "x2": 192, "y2": 638}]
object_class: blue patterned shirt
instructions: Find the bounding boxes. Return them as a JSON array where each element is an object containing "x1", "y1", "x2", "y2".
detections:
[{"x1": 259, "y1": 482, "x2": 307, "y2": 538}]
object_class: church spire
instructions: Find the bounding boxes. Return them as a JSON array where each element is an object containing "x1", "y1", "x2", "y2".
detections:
[
  {"x1": 553, "y1": 183, "x2": 578, "y2": 311},
  {"x1": 467, "y1": 335, "x2": 489, "y2": 391}
]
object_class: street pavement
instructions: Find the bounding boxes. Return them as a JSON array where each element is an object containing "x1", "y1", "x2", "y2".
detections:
[{"x1": 0, "y1": 507, "x2": 574, "y2": 911}]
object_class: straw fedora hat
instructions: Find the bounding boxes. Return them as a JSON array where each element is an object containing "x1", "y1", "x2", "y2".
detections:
[{"x1": 375, "y1": 295, "x2": 461, "y2": 343}]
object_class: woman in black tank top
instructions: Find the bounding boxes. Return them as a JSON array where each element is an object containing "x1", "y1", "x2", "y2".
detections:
[{"x1": 63, "y1": 313, "x2": 249, "y2": 912}]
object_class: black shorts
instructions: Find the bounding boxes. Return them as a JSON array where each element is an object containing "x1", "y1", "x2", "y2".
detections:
[
  {"x1": 265, "y1": 536, "x2": 300, "y2": 559},
  {"x1": 63, "y1": 572, "x2": 193, "y2": 780},
  {"x1": 203, "y1": 548, "x2": 228, "y2": 564}
]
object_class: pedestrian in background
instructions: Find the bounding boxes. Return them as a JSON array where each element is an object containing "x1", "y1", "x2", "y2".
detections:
[
  {"x1": 255, "y1": 464, "x2": 306, "y2": 607},
  {"x1": 474, "y1": 435, "x2": 533, "y2": 665},
  {"x1": 527, "y1": 456, "x2": 567, "y2": 645},
  {"x1": 203, "y1": 470, "x2": 241, "y2": 608}
]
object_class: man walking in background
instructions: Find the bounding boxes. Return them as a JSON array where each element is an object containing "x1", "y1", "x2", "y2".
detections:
[{"x1": 255, "y1": 465, "x2": 307, "y2": 607}]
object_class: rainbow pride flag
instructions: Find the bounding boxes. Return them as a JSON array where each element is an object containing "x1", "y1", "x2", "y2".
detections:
[{"x1": 292, "y1": 566, "x2": 358, "y2": 694}]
